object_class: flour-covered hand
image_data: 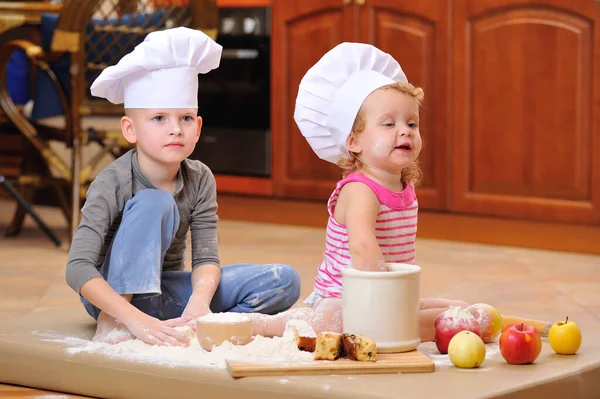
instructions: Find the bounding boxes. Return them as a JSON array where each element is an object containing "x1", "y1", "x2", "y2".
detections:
[
  {"x1": 184, "y1": 264, "x2": 220, "y2": 330},
  {"x1": 123, "y1": 312, "x2": 190, "y2": 346},
  {"x1": 181, "y1": 295, "x2": 212, "y2": 330}
]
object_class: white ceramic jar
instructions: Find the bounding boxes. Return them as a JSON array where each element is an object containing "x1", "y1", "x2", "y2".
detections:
[{"x1": 342, "y1": 262, "x2": 421, "y2": 353}]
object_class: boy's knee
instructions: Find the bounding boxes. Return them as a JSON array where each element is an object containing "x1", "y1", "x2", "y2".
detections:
[
  {"x1": 133, "y1": 189, "x2": 176, "y2": 212},
  {"x1": 276, "y1": 264, "x2": 301, "y2": 308},
  {"x1": 123, "y1": 190, "x2": 179, "y2": 241},
  {"x1": 281, "y1": 264, "x2": 301, "y2": 295},
  {"x1": 128, "y1": 189, "x2": 177, "y2": 222}
]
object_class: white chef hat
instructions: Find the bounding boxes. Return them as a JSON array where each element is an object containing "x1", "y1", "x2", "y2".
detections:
[
  {"x1": 90, "y1": 27, "x2": 222, "y2": 109},
  {"x1": 294, "y1": 42, "x2": 407, "y2": 164}
]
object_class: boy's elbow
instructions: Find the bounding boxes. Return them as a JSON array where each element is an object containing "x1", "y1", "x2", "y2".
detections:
[
  {"x1": 64, "y1": 259, "x2": 97, "y2": 295},
  {"x1": 64, "y1": 265, "x2": 78, "y2": 294}
]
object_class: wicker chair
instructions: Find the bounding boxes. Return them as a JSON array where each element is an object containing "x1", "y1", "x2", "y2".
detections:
[{"x1": 0, "y1": 0, "x2": 218, "y2": 240}]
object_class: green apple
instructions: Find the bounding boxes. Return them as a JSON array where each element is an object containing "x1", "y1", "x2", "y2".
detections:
[{"x1": 548, "y1": 316, "x2": 582, "y2": 355}]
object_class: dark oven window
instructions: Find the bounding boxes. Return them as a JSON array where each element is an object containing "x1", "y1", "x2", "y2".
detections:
[{"x1": 192, "y1": 8, "x2": 271, "y2": 178}]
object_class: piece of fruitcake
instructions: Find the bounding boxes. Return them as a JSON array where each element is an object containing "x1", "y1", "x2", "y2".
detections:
[
  {"x1": 342, "y1": 333, "x2": 377, "y2": 362},
  {"x1": 297, "y1": 336, "x2": 317, "y2": 352},
  {"x1": 284, "y1": 319, "x2": 317, "y2": 352},
  {"x1": 314, "y1": 332, "x2": 343, "y2": 360}
]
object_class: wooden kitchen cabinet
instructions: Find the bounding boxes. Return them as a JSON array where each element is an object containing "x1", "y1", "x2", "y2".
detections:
[
  {"x1": 452, "y1": 0, "x2": 600, "y2": 224},
  {"x1": 357, "y1": 0, "x2": 450, "y2": 210},
  {"x1": 271, "y1": 0, "x2": 354, "y2": 200},
  {"x1": 2, "y1": 0, "x2": 598, "y2": 226},
  {"x1": 271, "y1": 0, "x2": 600, "y2": 225},
  {"x1": 271, "y1": 0, "x2": 449, "y2": 209}
]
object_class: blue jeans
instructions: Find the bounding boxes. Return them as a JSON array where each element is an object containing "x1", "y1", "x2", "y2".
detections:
[{"x1": 82, "y1": 189, "x2": 301, "y2": 321}]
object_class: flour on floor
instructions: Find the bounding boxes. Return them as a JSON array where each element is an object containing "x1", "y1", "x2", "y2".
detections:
[
  {"x1": 34, "y1": 321, "x2": 314, "y2": 369},
  {"x1": 419, "y1": 341, "x2": 500, "y2": 369}
]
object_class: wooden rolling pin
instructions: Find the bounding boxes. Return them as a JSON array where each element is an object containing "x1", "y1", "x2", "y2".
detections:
[{"x1": 502, "y1": 315, "x2": 552, "y2": 336}]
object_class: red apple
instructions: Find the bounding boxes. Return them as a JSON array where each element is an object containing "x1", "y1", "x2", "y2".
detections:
[
  {"x1": 499, "y1": 323, "x2": 542, "y2": 365},
  {"x1": 434, "y1": 305, "x2": 482, "y2": 354},
  {"x1": 467, "y1": 303, "x2": 503, "y2": 343}
]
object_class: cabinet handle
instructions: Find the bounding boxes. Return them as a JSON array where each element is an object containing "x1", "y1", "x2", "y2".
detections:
[
  {"x1": 355, "y1": 0, "x2": 365, "y2": 4},
  {"x1": 343, "y1": 0, "x2": 351, "y2": 4}
]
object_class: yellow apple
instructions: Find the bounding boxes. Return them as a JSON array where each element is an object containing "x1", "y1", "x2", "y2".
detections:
[
  {"x1": 448, "y1": 330, "x2": 486, "y2": 368},
  {"x1": 548, "y1": 316, "x2": 582, "y2": 355}
]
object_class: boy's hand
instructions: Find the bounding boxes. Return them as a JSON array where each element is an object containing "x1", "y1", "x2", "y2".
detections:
[
  {"x1": 182, "y1": 263, "x2": 221, "y2": 329},
  {"x1": 123, "y1": 312, "x2": 191, "y2": 346},
  {"x1": 181, "y1": 299, "x2": 211, "y2": 329}
]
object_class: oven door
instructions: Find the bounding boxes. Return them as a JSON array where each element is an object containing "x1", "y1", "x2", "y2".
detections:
[{"x1": 192, "y1": 32, "x2": 271, "y2": 177}]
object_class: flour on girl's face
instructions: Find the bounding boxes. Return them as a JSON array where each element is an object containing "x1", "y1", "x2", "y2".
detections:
[
  {"x1": 371, "y1": 138, "x2": 390, "y2": 158},
  {"x1": 34, "y1": 320, "x2": 314, "y2": 369}
]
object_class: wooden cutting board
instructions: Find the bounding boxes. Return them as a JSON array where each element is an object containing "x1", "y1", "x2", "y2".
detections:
[{"x1": 226, "y1": 350, "x2": 435, "y2": 378}]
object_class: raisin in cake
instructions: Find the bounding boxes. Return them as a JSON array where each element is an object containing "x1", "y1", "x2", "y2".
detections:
[
  {"x1": 314, "y1": 332, "x2": 343, "y2": 360},
  {"x1": 342, "y1": 333, "x2": 377, "y2": 362}
]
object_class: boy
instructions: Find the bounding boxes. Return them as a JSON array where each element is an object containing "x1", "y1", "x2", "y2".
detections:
[{"x1": 65, "y1": 27, "x2": 300, "y2": 347}]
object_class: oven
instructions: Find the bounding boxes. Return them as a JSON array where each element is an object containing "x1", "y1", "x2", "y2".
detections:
[{"x1": 189, "y1": 7, "x2": 271, "y2": 177}]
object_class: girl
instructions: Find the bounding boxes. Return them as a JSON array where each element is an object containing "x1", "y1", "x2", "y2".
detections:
[{"x1": 249, "y1": 42, "x2": 467, "y2": 341}]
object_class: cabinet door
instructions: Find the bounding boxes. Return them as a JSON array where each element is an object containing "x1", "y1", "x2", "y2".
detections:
[
  {"x1": 453, "y1": 0, "x2": 600, "y2": 224},
  {"x1": 271, "y1": 0, "x2": 355, "y2": 200},
  {"x1": 358, "y1": 0, "x2": 450, "y2": 210}
]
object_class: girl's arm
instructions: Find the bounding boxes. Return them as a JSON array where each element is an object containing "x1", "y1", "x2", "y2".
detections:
[{"x1": 336, "y1": 182, "x2": 383, "y2": 271}]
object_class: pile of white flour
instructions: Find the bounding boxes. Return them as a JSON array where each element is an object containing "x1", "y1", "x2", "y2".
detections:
[
  {"x1": 33, "y1": 312, "x2": 501, "y2": 371},
  {"x1": 35, "y1": 318, "x2": 315, "y2": 369}
]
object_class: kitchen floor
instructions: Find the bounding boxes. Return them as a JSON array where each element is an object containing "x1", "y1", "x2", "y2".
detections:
[{"x1": 1, "y1": 197, "x2": 600, "y2": 398}]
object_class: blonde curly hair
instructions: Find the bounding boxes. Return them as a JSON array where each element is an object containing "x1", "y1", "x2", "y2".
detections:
[{"x1": 338, "y1": 81, "x2": 424, "y2": 186}]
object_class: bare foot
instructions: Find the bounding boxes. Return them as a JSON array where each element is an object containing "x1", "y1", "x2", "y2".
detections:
[
  {"x1": 92, "y1": 311, "x2": 135, "y2": 344},
  {"x1": 247, "y1": 308, "x2": 314, "y2": 337}
]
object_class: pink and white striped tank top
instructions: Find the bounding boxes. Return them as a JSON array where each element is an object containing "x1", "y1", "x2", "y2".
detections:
[{"x1": 314, "y1": 172, "x2": 418, "y2": 298}]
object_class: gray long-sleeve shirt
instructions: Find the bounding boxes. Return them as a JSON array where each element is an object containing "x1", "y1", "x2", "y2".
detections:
[{"x1": 65, "y1": 149, "x2": 220, "y2": 295}]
